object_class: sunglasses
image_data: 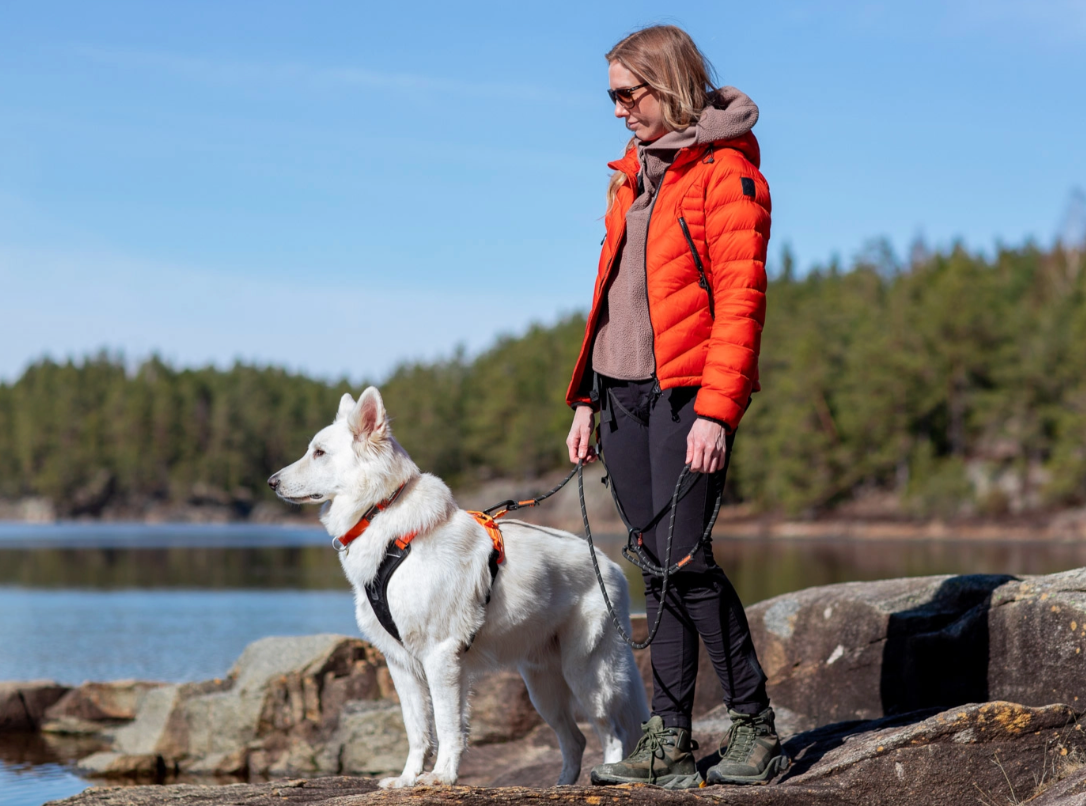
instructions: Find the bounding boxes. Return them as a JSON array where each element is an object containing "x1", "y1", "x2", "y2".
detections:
[{"x1": 607, "y1": 82, "x2": 650, "y2": 106}]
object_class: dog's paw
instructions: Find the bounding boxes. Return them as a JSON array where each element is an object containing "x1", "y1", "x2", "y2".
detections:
[
  {"x1": 379, "y1": 775, "x2": 416, "y2": 789},
  {"x1": 416, "y1": 772, "x2": 457, "y2": 786}
]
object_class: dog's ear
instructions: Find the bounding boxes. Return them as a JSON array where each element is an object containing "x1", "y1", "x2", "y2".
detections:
[
  {"x1": 347, "y1": 387, "x2": 388, "y2": 444},
  {"x1": 335, "y1": 393, "x2": 355, "y2": 423}
]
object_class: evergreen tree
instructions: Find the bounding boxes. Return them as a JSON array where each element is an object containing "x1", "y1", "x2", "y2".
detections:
[{"x1": 1, "y1": 244, "x2": 1084, "y2": 517}]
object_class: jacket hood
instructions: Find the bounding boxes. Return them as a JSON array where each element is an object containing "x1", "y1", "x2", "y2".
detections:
[
  {"x1": 610, "y1": 86, "x2": 761, "y2": 174},
  {"x1": 694, "y1": 86, "x2": 759, "y2": 144}
]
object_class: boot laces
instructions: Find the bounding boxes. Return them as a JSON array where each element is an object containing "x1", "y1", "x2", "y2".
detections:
[
  {"x1": 721, "y1": 718, "x2": 758, "y2": 763},
  {"x1": 631, "y1": 723, "x2": 676, "y2": 782},
  {"x1": 632, "y1": 724, "x2": 669, "y2": 761}
]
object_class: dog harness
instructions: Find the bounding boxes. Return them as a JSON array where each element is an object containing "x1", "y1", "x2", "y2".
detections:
[{"x1": 333, "y1": 485, "x2": 505, "y2": 644}]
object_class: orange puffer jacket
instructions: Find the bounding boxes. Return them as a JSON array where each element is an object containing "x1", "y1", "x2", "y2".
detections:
[{"x1": 565, "y1": 130, "x2": 770, "y2": 431}]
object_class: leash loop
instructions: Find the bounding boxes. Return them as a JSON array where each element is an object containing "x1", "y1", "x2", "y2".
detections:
[
  {"x1": 580, "y1": 460, "x2": 697, "y2": 650},
  {"x1": 579, "y1": 452, "x2": 724, "y2": 650}
]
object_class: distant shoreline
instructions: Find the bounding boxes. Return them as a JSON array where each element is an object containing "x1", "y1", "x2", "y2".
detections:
[
  {"x1": 709, "y1": 515, "x2": 1086, "y2": 542},
  {"x1": 1, "y1": 503, "x2": 1083, "y2": 543},
  {"x1": 4, "y1": 461, "x2": 1085, "y2": 543}
]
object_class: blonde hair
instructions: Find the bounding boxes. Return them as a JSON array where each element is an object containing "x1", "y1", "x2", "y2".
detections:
[{"x1": 605, "y1": 25, "x2": 718, "y2": 209}]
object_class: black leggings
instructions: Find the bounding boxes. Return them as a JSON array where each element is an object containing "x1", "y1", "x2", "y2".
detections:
[{"x1": 598, "y1": 376, "x2": 769, "y2": 730}]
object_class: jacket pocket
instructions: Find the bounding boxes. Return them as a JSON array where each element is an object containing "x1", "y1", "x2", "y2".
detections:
[{"x1": 677, "y1": 216, "x2": 715, "y2": 320}]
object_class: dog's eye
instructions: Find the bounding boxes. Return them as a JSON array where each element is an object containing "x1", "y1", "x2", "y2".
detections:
[{"x1": 313, "y1": 448, "x2": 325, "y2": 458}]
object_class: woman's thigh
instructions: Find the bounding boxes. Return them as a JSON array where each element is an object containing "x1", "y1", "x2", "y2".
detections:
[
  {"x1": 598, "y1": 377, "x2": 657, "y2": 530},
  {"x1": 646, "y1": 386, "x2": 723, "y2": 574}
]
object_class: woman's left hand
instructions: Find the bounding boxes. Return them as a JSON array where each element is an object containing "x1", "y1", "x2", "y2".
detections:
[{"x1": 686, "y1": 418, "x2": 728, "y2": 474}]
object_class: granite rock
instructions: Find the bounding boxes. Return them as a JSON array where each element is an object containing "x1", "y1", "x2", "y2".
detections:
[
  {"x1": 44, "y1": 703, "x2": 1086, "y2": 806},
  {"x1": 0, "y1": 680, "x2": 70, "y2": 730},
  {"x1": 45, "y1": 681, "x2": 165, "y2": 724},
  {"x1": 746, "y1": 569, "x2": 1086, "y2": 725}
]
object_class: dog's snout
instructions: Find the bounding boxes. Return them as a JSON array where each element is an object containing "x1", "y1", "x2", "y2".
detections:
[{"x1": 268, "y1": 474, "x2": 280, "y2": 491}]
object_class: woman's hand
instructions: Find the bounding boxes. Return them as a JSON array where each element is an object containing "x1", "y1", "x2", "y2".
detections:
[
  {"x1": 566, "y1": 406, "x2": 598, "y2": 464},
  {"x1": 686, "y1": 418, "x2": 728, "y2": 473}
]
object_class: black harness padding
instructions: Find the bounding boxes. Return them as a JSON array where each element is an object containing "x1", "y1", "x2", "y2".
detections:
[
  {"x1": 364, "y1": 542, "x2": 413, "y2": 643},
  {"x1": 365, "y1": 544, "x2": 501, "y2": 645},
  {"x1": 485, "y1": 548, "x2": 500, "y2": 603}
]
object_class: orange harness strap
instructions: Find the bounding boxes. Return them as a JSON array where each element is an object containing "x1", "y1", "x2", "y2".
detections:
[
  {"x1": 333, "y1": 482, "x2": 409, "y2": 554},
  {"x1": 466, "y1": 510, "x2": 506, "y2": 565},
  {"x1": 335, "y1": 490, "x2": 504, "y2": 563}
]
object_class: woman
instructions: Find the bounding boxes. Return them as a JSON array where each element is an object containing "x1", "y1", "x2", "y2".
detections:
[{"x1": 565, "y1": 25, "x2": 783, "y2": 786}]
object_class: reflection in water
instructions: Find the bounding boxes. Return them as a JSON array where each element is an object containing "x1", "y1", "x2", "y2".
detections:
[
  {"x1": 0, "y1": 729, "x2": 259, "y2": 805},
  {"x1": 0, "y1": 522, "x2": 327, "y2": 549},
  {"x1": 0, "y1": 731, "x2": 104, "y2": 806},
  {"x1": 5, "y1": 537, "x2": 1085, "y2": 605},
  {"x1": 0, "y1": 545, "x2": 348, "y2": 590}
]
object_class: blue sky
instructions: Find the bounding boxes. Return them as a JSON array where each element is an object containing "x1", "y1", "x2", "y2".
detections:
[{"x1": 1, "y1": 1, "x2": 1083, "y2": 383}]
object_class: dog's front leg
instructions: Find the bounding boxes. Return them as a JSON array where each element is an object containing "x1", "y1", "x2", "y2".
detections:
[
  {"x1": 416, "y1": 640, "x2": 464, "y2": 786},
  {"x1": 379, "y1": 658, "x2": 432, "y2": 789}
]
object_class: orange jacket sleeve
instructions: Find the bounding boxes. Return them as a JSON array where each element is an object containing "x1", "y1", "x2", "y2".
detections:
[{"x1": 693, "y1": 159, "x2": 770, "y2": 430}]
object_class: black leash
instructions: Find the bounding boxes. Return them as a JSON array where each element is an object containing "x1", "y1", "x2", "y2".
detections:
[
  {"x1": 601, "y1": 463, "x2": 717, "y2": 577},
  {"x1": 483, "y1": 464, "x2": 579, "y2": 517},
  {"x1": 579, "y1": 460, "x2": 723, "y2": 650},
  {"x1": 481, "y1": 456, "x2": 723, "y2": 650}
]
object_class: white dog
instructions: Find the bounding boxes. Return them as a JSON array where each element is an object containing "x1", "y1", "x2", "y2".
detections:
[{"x1": 268, "y1": 387, "x2": 648, "y2": 787}]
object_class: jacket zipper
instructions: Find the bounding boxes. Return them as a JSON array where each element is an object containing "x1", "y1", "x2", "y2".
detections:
[
  {"x1": 642, "y1": 164, "x2": 669, "y2": 395},
  {"x1": 678, "y1": 216, "x2": 715, "y2": 320}
]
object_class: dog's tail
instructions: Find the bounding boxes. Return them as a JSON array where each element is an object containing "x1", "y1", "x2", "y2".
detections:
[
  {"x1": 617, "y1": 643, "x2": 650, "y2": 752},
  {"x1": 599, "y1": 563, "x2": 651, "y2": 753}
]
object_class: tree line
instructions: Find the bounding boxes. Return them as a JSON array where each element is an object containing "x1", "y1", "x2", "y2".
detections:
[{"x1": 1, "y1": 240, "x2": 1084, "y2": 518}]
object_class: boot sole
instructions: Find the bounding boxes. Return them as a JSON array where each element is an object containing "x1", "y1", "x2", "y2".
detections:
[
  {"x1": 590, "y1": 769, "x2": 697, "y2": 787},
  {"x1": 705, "y1": 753, "x2": 789, "y2": 785}
]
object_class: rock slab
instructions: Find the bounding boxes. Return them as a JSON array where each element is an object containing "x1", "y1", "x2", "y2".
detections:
[
  {"x1": 43, "y1": 681, "x2": 166, "y2": 736},
  {"x1": 0, "y1": 680, "x2": 69, "y2": 730},
  {"x1": 48, "y1": 701, "x2": 1086, "y2": 806},
  {"x1": 67, "y1": 634, "x2": 542, "y2": 780},
  {"x1": 747, "y1": 568, "x2": 1086, "y2": 725},
  {"x1": 76, "y1": 634, "x2": 394, "y2": 778}
]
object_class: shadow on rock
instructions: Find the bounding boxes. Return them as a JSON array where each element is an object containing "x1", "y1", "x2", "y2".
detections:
[
  {"x1": 880, "y1": 574, "x2": 1016, "y2": 715},
  {"x1": 744, "y1": 569, "x2": 1086, "y2": 727},
  {"x1": 774, "y1": 708, "x2": 941, "y2": 780},
  {"x1": 692, "y1": 709, "x2": 943, "y2": 783}
]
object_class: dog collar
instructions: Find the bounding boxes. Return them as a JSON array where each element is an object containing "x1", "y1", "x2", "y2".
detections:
[{"x1": 332, "y1": 481, "x2": 410, "y2": 553}]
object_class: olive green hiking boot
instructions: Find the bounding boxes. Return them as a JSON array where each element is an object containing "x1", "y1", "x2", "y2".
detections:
[
  {"x1": 590, "y1": 715, "x2": 699, "y2": 786},
  {"x1": 705, "y1": 707, "x2": 788, "y2": 785}
]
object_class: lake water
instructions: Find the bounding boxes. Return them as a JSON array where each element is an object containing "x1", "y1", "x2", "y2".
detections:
[{"x1": 2, "y1": 521, "x2": 1085, "y2": 806}]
